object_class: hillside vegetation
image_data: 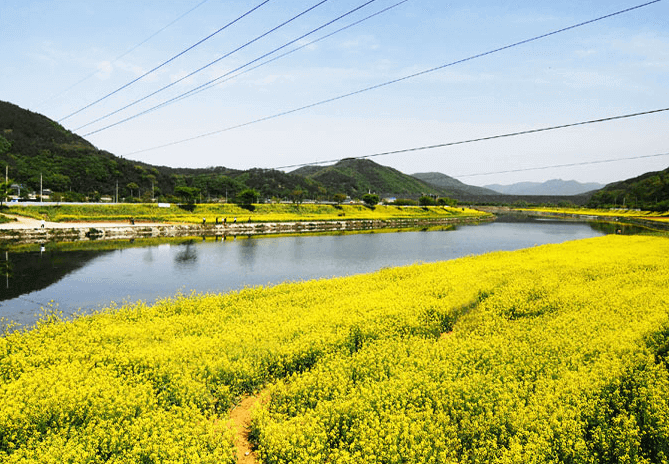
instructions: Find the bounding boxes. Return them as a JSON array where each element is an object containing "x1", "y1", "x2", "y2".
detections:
[
  {"x1": 1, "y1": 235, "x2": 668, "y2": 462},
  {"x1": 411, "y1": 172, "x2": 499, "y2": 197},
  {"x1": 292, "y1": 158, "x2": 442, "y2": 198},
  {"x1": 0, "y1": 101, "x2": 320, "y2": 202},
  {"x1": 0, "y1": 102, "x2": 450, "y2": 203},
  {"x1": 588, "y1": 166, "x2": 669, "y2": 211}
]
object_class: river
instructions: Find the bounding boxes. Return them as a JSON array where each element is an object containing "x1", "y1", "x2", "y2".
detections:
[{"x1": 0, "y1": 216, "x2": 631, "y2": 327}]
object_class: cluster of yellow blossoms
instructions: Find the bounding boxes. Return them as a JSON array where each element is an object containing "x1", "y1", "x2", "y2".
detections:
[{"x1": 1, "y1": 235, "x2": 668, "y2": 462}]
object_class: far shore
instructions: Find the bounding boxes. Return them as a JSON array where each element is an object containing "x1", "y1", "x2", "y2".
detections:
[{"x1": 0, "y1": 214, "x2": 491, "y2": 244}]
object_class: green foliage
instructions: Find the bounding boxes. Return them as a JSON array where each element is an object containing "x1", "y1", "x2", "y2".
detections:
[
  {"x1": 0, "y1": 135, "x2": 11, "y2": 155},
  {"x1": 0, "y1": 181, "x2": 12, "y2": 206},
  {"x1": 294, "y1": 158, "x2": 443, "y2": 198},
  {"x1": 419, "y1": 195, "x2": 436, "y2": 206},
  {"x1": 588, "y1": 166, "x2": 669, "y2": 211},
  {"x1": 332, "y1": 193, "x2": 347, "y2": 204},
  {"x1": 393, "y1": 198, "x2": 418, "y2": 206},
  {"x1": 174, "y1": 186, "x2": 200, "y2": 204},
  {"x1": 437, "y1": 196, "x2": 457, "y2": 206},
  {"x1": 362, "y1": 193, "x2": 379, "y2": 207},
  {"x1": 236, "y1": 188, "x2": 259, "y2": 206}
]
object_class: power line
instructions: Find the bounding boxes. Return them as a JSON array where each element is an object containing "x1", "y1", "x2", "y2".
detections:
[
  {"x1": 78, "y1": 0, "x2": 354, "y2": 134},
  {"x1": 121, "y1": 0, "x2": 662, "y2": 157},
  {"x1": 164, "y1": 0, "x2": 411, "y2": 109},
  {"x1": 58, "y1": 0, "x2": 272, "y2": 123},
  {"x1": 272, "y1": 107, "x2": 669, "y2": 170},
  {"x1": 452, "y1": 152, "x2": 669, "y2": 178},
  {"x1": 36, "y1": 0, "x2": 213, "y2": 110}
]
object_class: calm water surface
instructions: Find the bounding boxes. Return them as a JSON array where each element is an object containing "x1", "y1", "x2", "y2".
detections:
[{"x1": 0, "y1": 218, "x2": 621, "y2": 326}]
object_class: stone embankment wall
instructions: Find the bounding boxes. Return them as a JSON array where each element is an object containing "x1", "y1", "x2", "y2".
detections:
[{"x1": 0, "y1": 217, "x2": 490, "y2": 244}]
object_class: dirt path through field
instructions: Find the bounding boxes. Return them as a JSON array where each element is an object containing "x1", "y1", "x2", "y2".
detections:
[{"x1": 230, "y1": 393, "x2": 266, "y2": 464}]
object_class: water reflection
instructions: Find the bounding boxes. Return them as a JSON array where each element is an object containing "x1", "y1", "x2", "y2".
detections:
[
  {"x1": 174, "y1": 241, "x2": 198, "y2": 266},
  {"x1": 0, "y1": 249, "x2": 112, "y2": 303}
]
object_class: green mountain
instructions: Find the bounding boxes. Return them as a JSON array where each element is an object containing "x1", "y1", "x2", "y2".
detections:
[
  {"x1": 291, "y1": 158, "x2": 445, "y2": 198},
  {"x1": 587, "y1": 166, "x2": 669, "y2": 210},
  {"x1": 0, "y1": 101, "x2": 321, "y2": 201},
  {"x1": 411, "y1": 172, "x2": 499, "y2": 197}
]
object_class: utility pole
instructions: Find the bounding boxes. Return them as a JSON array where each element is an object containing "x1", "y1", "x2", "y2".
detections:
[
  {"x1": 116, "y1": 181, "x2": 118, "y2": 203},
  {"x1": 40, "y1": 173, "x2": 43, "y2": 203}
]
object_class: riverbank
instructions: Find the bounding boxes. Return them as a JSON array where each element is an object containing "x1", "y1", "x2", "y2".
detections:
[
  {"x1": 479, "y1": 206, "x2": 669, "y2": 231},
  {"x1": 0, "y1": 216, "x2": 490, "y2": 244},
  {"x1": 3, "y1": 203, "x2": 486, "y2": 224},
  {"x1": 2, "y1": 235, "x2": 668, "y2": 463},
  {"x1": 0, "y1": 204, "x2": 491, "y2": 244}
]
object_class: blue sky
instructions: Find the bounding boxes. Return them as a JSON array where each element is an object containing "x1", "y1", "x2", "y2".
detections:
[{"x1": 1, "y1": 0, "x2": 667, "y2": 186}]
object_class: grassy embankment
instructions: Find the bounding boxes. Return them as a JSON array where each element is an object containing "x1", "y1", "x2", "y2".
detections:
[
  {"x1": 1, "y1": 235, "x2": 668, "y2": 463},
  {"x1": 4, "y1": 203, "x2": 486, "y2": 224},
  {"x1": 519, "y1": 206, "x2": 669, "y2": 223}
]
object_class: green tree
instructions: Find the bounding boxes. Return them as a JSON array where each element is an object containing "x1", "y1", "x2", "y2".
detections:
[
  {"x1": 0, "y1": 181, "x2": 12, "y2": 206},
  {"x1": 362, "y1": 193, "x2": 379, "y2": 207},
  {"x1": 419, "y1": 195, "x2": 436, "y2": 206},
  {"x1": 126, "y1": 182, "x2": 139, "y2": 199},
  {"x1": 175, "y1": 186, "x2": 200, "y2": 205},
  {"x1": 333, "y1": 193, "x2": 347, "y2": 204},
  {"x1": 437, "y1": 197, "x2": 457, "y2": 206},
  {"x1": 236, "y1": 188, "x2": 259, "y2": 206},
  {"x1": 290, "y1": 188, "x2": 304, "y2": 204}
]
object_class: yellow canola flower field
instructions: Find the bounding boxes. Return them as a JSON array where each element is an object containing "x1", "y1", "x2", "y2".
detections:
[
  {"x1": 520, "y1": 206, "x2": 669, "y2": 223},
  {"x1": 8, "y1": 203, "x2": 486, "y2": 224},
  {"x1": 1, "y1": 235, "x2": 669, "y2": 463}
]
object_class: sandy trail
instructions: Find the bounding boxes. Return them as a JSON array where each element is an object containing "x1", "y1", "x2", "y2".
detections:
[{"x1": 230, "y1": 394, "x2": 265, "y2": 464}]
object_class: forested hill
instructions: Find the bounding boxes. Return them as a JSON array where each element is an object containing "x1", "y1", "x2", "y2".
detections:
[
  {"x1": 0, "y1": 101, "x2": 322, "y2": 201},
  {"x1": 411, "y1": 172, "x2": 499, "y2": 197},
  {"x1": 587, "y1": 166, "x2": 669, "y2": 210},
  {"x1": 292, "y1": 158, "x2": 446, "y2": 197}
]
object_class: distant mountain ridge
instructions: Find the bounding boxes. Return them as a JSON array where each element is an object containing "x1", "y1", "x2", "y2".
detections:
[
  {"x1": 484, "y1": 179, "x2": 604, "y2": 196},
  {"x1": 411, "y1": 172, "x2": 499, "y2": 196}
]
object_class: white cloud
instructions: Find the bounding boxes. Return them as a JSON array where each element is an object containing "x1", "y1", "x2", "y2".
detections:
[
  {"x1": 336, "y1": 34, "x2": 379, "y2": 52},
  {"x1": 554, "y1": 69, "x2": 624, "y2": 90},
  {"x1": 611, "y1": 34, "x2": 669, "y2": 69},
  {"x1": 95, "y1": 61, "x2": 113, "y2": 80},
  {"x1": 574, "y1": 49, "x2": 597, "y2": 58}
]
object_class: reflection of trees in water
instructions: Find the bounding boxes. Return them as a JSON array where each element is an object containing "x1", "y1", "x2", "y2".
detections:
[
  {"x1": 0, "y1": 250, "x2": 111, "y2": 302},
  {"x1": 1, "y1": 254, "x2": 12, "y2": 289},
  {"x1": 174, "y1": 242, "x2": 197, "y2": 266},
  {"x1": 142, "y1": 248, "x2": 154, "y2": 263},
  {"x1": 238, "y1": 236, "x2": 258, "y2": 268}
]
